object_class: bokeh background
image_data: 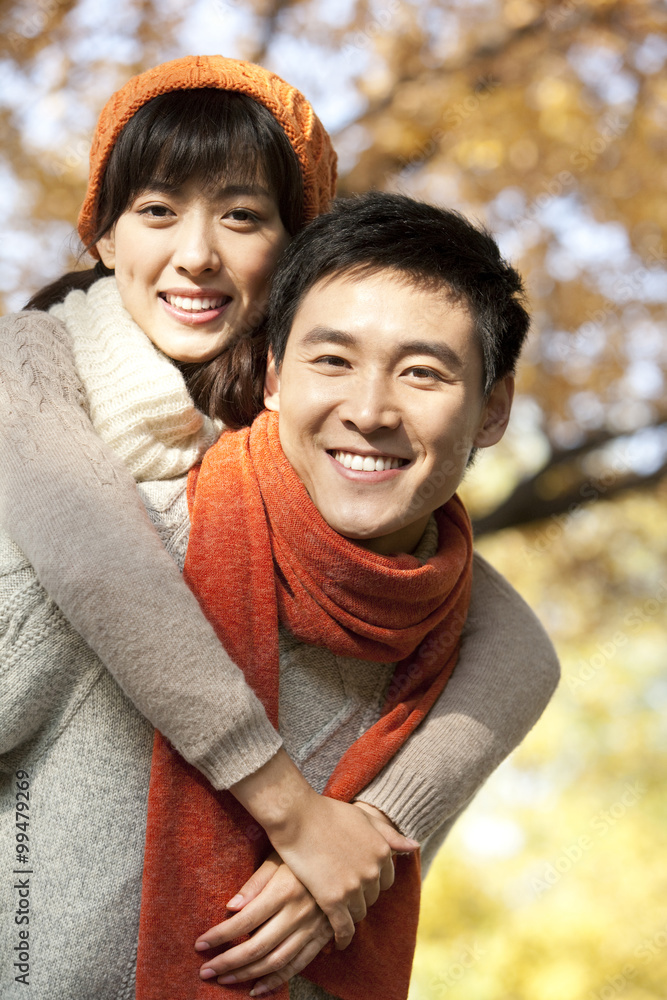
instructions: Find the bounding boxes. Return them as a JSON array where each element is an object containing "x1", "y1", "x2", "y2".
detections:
[{"x1": 1, "y1": 1, "x2": 665, "y2": 997}]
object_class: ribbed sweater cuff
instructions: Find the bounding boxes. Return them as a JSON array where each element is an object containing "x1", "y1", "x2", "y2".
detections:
[
  {"x1": 356, "y1": 768, "x2": 447, "y2": 844},
  {"x1": 185, "y1": 713, "x2": 283, "y2": 790}
]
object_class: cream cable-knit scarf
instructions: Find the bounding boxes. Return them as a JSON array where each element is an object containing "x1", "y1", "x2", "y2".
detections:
[{"x1": 50, "y1": 277, "x2": 223, "y2": 481}]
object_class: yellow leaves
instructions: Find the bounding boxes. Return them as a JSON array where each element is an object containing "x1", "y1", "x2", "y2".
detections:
[
  {"x1": 523, "y1": 959, "x2": 591, "y2": 1000},
  {"x1": 452, "y1": 138, "x2": 504, "y2": 171},
  {"x1": 509, "y1": 136, "x2": 540, "y2": 170},
  {"x1": 503, "y1": 0, "x2": 541, "y2": 29},
  {"x1": 531, "y1": 76, "x2": 574, "y2": 110}
]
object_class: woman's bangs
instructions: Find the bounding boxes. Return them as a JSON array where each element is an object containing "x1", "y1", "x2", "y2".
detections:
[{"x1": 146, "y1": 97, "x2": 270, "y2": 196}]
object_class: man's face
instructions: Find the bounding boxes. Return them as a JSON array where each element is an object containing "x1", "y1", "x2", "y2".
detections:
[{"x1": 265, "y1": 269, "x2": 513, "y2": 555}]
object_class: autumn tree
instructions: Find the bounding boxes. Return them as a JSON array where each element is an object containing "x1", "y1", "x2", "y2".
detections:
[{"x1": 1, "y1": 3, "x2": 665, "y2": 996}]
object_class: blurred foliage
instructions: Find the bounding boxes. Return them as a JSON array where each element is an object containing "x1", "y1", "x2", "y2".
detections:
[
  {"x1": 0, "y1": 1, "x2": 665, "y2": 997},
  {"x1": 414, "y1": 480, "x2": 667, "y2": 1000}
]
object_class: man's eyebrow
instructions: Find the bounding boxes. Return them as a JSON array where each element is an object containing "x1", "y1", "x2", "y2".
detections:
[
  {"x1": 398, "y1": 340, "x2": 464, "y2": 371},
  {"x1": 300, "y1": 326, "x2": 357, "y2": 348}
]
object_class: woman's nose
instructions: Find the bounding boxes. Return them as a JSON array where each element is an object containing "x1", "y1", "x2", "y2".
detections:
[{"x1": 173, "y1": 221, "x2": 221, "y2": 276}]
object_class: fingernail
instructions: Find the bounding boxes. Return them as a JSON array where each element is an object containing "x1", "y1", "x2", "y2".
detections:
[
  {"x1": 249, "y1": 986, "x2": 270, "y2": 997},
  {"x1": 194, "y1": 940, "x2": 211, "y2": 952},
  {"x1": 405, "y1": 838, "x2": 420, "y2": 847},
  {"x1": 226, "y1": 894, "x2": 244, "y2": 908},
  {"x1": 200, "y1": 968, "x2": 217, "y2": 980},
  {"x1": 218, "y1": 974, "x2": 237, "y2": 984}
]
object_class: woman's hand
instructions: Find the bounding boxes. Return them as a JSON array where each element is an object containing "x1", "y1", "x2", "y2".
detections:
[
  {"x1": 265, "y1": 793, "x2": 418, "y2": 948},
  {"x1": 230, "y1": 750, "x2": 419, "y2": 948},
  {"x1": 196, "y1": 852, "x2": 333, "y2": 995}
]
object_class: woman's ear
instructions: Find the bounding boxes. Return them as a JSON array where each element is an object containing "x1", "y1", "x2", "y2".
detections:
[
  {"x1": 473, "y1": 375, "x2": 514, "y2": 449},
  {"x1": 264, "y1": 349, "x2": 281, "y2": 412},
  {"x1": 96, "y1": 230, "x2": 116, "y2": 270}
]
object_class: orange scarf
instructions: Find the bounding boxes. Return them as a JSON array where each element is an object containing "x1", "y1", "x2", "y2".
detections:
[{"x1": 136, "y1": 409, "x2": 472, "y2": 1000}]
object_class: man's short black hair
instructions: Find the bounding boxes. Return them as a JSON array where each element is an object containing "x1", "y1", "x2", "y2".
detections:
[{"x1": 267, "y1": 191, "x2": 530, "y2": 395}]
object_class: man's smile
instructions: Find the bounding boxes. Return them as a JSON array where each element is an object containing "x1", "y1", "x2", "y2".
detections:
[{"x1": 329, "y1": 450, "x2": 409, "y2": 472}]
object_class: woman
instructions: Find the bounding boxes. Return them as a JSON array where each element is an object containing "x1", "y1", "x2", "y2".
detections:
[{"x1": 0, "y1": 56, "x2": 559, "y2": 999}]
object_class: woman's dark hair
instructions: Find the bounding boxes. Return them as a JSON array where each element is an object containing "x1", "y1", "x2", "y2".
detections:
[{"x1": 26, "y1": 88, "x2": 305, "y2": 427}]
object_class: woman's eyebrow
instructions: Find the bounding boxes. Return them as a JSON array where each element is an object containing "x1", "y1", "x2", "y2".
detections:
[
  {"x1": 138, "y1": 182, "x2": 272, "y2": 198},
  {"x1": 217, "y1": 183, "x2": 272, "y2": 198}
]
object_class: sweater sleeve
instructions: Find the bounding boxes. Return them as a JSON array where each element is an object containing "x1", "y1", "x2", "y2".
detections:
[
  {"x1": 356, "y1": 552, "x2": 560, "y2": 842},
  {"x1": 0, "y1": 310, "x2": 281, "y2": 787}
]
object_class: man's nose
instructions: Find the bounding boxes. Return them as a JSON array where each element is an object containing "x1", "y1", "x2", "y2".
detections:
[
  {"x1": 173, "y1": 220, "x2": 221, "y2": 276},
  {"x1": 338, "y1": 376, "x2": 401, "y2": 434}
]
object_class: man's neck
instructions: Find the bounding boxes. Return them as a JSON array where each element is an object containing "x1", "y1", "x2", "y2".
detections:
[{"x1": 348, "y1": 513, "x2": 432, "y2": 557}]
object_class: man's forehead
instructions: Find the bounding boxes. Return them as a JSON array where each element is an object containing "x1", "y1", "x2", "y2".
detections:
[{"x1": 288, "y1": 268, "x2": 475, "y2": 353}]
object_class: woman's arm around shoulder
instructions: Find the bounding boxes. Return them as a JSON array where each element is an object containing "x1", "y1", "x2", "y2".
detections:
[
  {"x1": 0, "y1": 309, "x2": 281, "y2": 786},
  {"x1": 356, "y1": 551, "x2": 560, "y2": 842}
]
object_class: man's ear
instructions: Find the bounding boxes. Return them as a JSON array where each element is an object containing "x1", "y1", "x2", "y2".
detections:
[
  {"x1": 473, "y1": 375, "x2": 514, "y2": 448},
  {"x1": 95, "y1": 230, "x2": 116, "y2": 270},
  {"x1": 264, "y1": 349, "x2": 281, "y2": 412}
]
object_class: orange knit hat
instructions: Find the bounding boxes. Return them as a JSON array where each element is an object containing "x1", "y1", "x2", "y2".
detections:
[{"x1": 77, "y1": 55, "x2": 337, "y2": 255}]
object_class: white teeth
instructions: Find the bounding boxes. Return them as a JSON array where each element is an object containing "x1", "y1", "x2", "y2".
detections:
[
  {"x1": 166, "y1": 294, "x2": 225, "y2": 312},
  {"x1": 333, "y1": 451, "x2": 404, "y2": 472}
]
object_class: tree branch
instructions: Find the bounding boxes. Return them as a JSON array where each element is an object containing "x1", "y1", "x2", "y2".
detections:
[{"x1": 472, "y1": 425, "x2": 667, "y2": 536}]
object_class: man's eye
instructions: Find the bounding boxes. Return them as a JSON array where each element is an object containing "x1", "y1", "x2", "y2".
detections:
[
  {"x1": 407, "y1": 366, "x2": 442, "y2": 380},
  {"x1": 317, "y1": 355, "x2": 348, "y2": 368}
]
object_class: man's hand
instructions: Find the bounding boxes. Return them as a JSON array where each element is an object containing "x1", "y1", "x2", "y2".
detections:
[{"x1": 196, "y1": 852, "x2": 332, "y2": 995}]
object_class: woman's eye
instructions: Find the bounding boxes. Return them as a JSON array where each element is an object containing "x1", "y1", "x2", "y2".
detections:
[
  {"x1": 226, "y1": 208, "x2": 259, "y2": 223},
  {"x1": 139, "y1": 204, "x2": 173, "y2": 218}
]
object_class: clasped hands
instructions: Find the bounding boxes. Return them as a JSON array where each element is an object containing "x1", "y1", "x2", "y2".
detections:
[{"x1": 196, "y1": 800, "x2": 419, "y2": 995}]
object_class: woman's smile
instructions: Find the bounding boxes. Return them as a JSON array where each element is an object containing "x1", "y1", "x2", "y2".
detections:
[{"x1": 159, "y1": 288, "x2": 232, "y2": 325}]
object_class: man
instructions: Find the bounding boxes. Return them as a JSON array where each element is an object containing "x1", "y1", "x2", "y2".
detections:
[{"x1": 147, "y1": 192, "x2": 554, "y2": 1000}]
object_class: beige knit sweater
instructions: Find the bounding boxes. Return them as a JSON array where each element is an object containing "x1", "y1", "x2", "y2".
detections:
[
  {"x1": 0, "y1": 279, "x2": 560, "y2": 828},
  {"x1": 0, "y1": 280, "x2": 560, "y2": 999}
]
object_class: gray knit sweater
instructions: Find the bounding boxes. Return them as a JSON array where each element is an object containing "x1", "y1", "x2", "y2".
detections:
[{"x1": 0, "y1": 308, "x2": 560, "y2": 998}]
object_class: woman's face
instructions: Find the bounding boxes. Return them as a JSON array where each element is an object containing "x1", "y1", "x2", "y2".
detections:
[{"x1": 96, "y1": 178, "x2": 290, "y2": 362}]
